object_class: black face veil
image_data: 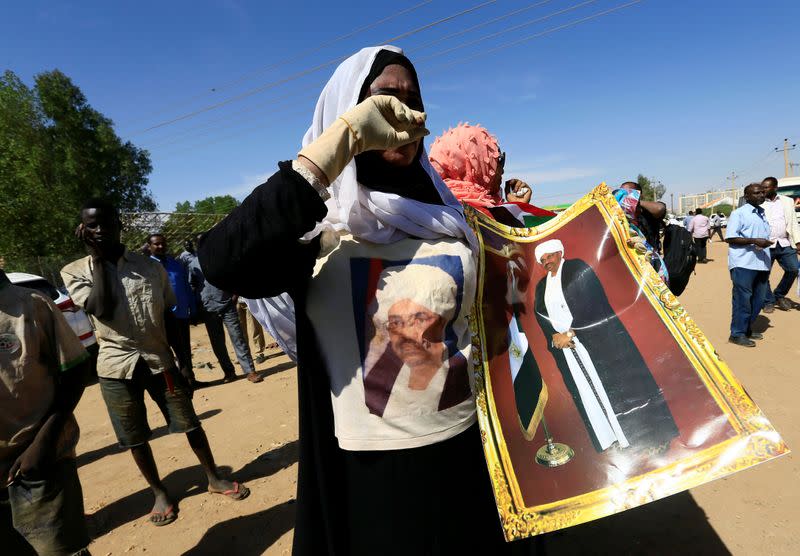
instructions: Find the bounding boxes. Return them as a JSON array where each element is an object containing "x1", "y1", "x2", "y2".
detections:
[{"x1": 354, "y1": 50, "x2": 444, "y2": 206}]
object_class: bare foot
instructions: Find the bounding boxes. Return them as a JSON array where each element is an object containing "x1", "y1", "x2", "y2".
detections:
[
  {"x1": 149, "y1": 491, "x2": 177, "y2": 526},
  {"x1": 208, "y1": 478, "x2": 250, "y2": 500}
]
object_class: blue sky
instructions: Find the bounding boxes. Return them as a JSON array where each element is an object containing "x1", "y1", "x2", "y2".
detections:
[{"x1": 4, "y1": 0, "x2": 799, "y2": 212}]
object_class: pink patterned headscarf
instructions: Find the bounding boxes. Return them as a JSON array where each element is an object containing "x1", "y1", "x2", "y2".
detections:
[{"x1": 428, "y1": 123, "x2": 503, "y2": 207}]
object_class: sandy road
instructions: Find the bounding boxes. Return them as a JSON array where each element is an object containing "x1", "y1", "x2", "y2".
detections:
[{"x1": 74, "y1": 238, "x2": 798, "y2": 555}]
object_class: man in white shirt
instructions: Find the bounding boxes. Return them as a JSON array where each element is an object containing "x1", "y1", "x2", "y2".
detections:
[
  {"x1": 760, "y1": 177, "x2": 800, "y2": 312},
  {"x1": 709, "y1": 212, "x2": 724, "y2": 242},
  {"x1": 532, "y1": 240, "x2": 678, "y2": 453}
]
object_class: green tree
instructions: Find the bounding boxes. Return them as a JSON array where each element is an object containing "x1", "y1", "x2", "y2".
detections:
[
  {"x1": 174, "y1": 195, "x2": 239, "y2": 214},
  {"x1": 712, "y1": 203, "x2": 734, "y2": 217},
  {"x1": 636, "y1": 174, "x2": 667, "y2": 202},
  {"x1": 0, "y1": 69, "x2": 154, "y2": 265}
]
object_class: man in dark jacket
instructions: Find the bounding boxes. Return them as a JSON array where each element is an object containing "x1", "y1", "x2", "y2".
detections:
[{"x1": 532, "y1": 239, "x2": 679, "y2": 453}]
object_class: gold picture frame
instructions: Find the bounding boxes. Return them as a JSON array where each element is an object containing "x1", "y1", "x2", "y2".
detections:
[{"x1": 467, "y1": 183, "x2": 790, "y2": 540}]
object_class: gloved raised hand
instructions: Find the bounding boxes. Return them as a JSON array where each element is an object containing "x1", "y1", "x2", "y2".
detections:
[{"x1": 298, "y1": 95, "x2": 429, "y2": 184}]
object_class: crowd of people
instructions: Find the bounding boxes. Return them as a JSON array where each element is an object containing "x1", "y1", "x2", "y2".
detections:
[
  {"x1": 681, "y1": 176, "x2": 799, "y2": 347},
  {"x1": 1, "y1": 43, "x2": 797, "y2": 555}
]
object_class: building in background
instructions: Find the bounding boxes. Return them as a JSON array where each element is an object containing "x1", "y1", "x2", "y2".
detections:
[{"x1": 678, "y1": 189, "x2": 741, "y2": 216}]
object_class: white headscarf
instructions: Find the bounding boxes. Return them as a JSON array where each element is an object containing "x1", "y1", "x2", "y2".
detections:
[
  {"x1": 246, "y1": 45, "x2": 477, "y2": 362},
  {"x1": 300, "y1": 45, "x2": 477, "y2": 246}
]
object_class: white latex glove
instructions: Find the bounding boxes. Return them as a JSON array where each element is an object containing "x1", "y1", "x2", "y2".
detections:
[{"x1": 298, "y1": 95, "x2": 429, "y2": 183}]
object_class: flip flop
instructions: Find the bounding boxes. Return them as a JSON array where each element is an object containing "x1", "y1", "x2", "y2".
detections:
[
  {"x1": 209, "y1": 481, "x2": 250, "y2": 501},
  {"x1": 149, "y1": 504, "x2": 177, "y2": 527}
]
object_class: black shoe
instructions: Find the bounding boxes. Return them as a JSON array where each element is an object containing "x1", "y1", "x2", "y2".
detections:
[
  {"x1": 746, "y1": 332, "x2": 764, "y2": 340},
  {"x1": 729, "y1": 335, "x2": 756, "y2": 347},
  {"x1": 776, "y1": 298, "x2": 792, "y2": 311},
  {"x1": 763, "y1": 304, "x2": 775, "y2": 314}
]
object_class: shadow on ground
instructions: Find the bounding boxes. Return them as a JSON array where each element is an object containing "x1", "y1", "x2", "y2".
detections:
[
  {"x1": 752, "y1": 314, "x2": 771, "y2": 333},
  {"x1": 86, "y1": 440, "x2": 298, "y2": 539},
  {"x1": 541, "y1": 491, "x2": 731, "y2": 555},
  {"x1": 258, "y1": 360, "x2": 296, "y2": 380},
  {"x1": 77, "y1": 409, "x2": 222, "y2": 468},
  {"x1": 181, "y1": 499, "x2": 296, "y2": 556}
]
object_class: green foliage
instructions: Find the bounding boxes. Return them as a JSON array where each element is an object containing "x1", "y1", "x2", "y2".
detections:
[
  {"x1": 0, "y1": 69, "x2": 154, "y2": 266},
  {"x1": 713, "y1": 204, "x2": 734, "y2": 217},
  {"x1": 174, "y1": 195, "x2": 239, "y2": 214},
  {"x1": 636, "y1": 174, "x2": 667, "y2": 202}
]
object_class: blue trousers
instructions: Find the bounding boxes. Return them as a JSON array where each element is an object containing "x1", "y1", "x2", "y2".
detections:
[
  {"x1": 764, "y1": 244, "x2": 799, "y2": 304},
  {"x1": 730, "y1": 267, "x2": 769, "y2": 337},
  {"x1": 204, "y1": 306, "x2": 255, "y2": 375}
]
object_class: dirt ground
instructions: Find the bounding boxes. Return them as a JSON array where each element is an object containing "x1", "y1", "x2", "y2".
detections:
[{"x1": 74, "y1": 238, "x2": 798, "y2": 555}]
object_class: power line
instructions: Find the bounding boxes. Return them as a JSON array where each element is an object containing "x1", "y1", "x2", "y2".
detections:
[
  {"x1": 130, "y1": 0, "x2": 499, "y2": 136},
  {"x1": 202, "y1": 1, "x2": 434, "y2": 95},
  {"x1": 774, "y1": 137, "x2": 797, "y2": 178},
  {"x1": 427, "y1": 0, "x2": 643, "y2": 71},
  {"x1": 155, "y1": 106, "x2": 311, "y2": 159},
  {"x1": 408, "y1": 0, "x2": 557, "y2": 53},
  {"x1": 415, "y1": 0, "x2": 599, "y2": 63},
  {"x1": 144, "y1": 86, "x2": 321, "y2": 149},
  {"x1": 736, "y1": 150, "x2": 777, "y2": 183},
  {"x1": 129, "y1": 1, "x2": 434, "y2": 122},
  {"x1": 153, "y1": 1, "x2": 644, "y2": 159},
  {"x1": 144, "y1": 0, "x2": 565, "y2": 148},
  {"x1": 145, "y1": 0, "x2": 613, "y2": 150}
]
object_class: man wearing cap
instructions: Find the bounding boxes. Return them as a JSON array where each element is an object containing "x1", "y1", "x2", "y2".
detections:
[{"x1": 532, "y1": 239, "x2": 679, "y2": 453}]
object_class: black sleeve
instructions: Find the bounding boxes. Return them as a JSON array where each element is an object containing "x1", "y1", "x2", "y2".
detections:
[{"x1": 197, "y1": 161, "x2": 327, "y2": 299}]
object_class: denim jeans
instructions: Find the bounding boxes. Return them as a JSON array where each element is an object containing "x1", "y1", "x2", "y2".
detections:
[
  {"x1": 764, "y1": 244, "x2": 799, "y2": 304},
  {"x1": 221, "y1": 305, "x2": 255, "y2": 373},
  {"x1": 203, "y1": 310, "x2": 235, "y2": 374},
  {"x1": 205, "y1": 306, "x2": 255, "y2": 374},
  {"x1": 730, "y1": 267, "x2": 770, "y2": 337}
]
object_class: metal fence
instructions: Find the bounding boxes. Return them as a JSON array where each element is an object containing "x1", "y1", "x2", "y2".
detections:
[
  {"x1": 119, "y1": 212, "x2": 227, "y2": 256},
  {"x1": 2, "y1": 212, "x2": 227, "y2": 286}
]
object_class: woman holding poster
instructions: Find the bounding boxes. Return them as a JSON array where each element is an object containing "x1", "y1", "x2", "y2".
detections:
[{"x1": 198, "y1": 47, "x2": 535, "y2": 555}]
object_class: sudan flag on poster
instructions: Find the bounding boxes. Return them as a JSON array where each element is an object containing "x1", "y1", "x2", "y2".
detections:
[
  {"x1": 488, "y1": 203, "x2": 557, "y2": 228},
  {"x1": 507, "y1": 310, "x2": 547, "y2": 440}
]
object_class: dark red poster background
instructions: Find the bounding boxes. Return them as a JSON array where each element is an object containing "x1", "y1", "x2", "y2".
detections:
[{"x1": 480, "y1": 207, "x2": 737, "y2": 507}]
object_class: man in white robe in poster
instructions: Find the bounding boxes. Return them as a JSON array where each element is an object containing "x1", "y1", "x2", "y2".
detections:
[{"x1": 532, "y1": 239, "x2": 679, "y2": 453}]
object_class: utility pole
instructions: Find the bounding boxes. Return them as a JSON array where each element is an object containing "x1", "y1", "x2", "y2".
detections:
[
  {"x1": 774, "y1": 138, "x2": 797, "y2": 177},
  {"x1": 670, "y1": 192, "x2": 674, "y2": 214},
  {"x1": 726, "y1": 171, "x2": 739, "y2": 190},
  {"x1": 790, "y1": 162, "x2": 800, "y2": 176}
]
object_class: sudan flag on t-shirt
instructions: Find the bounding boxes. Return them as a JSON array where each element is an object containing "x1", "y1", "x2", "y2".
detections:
[{"x1": 508, "y1": 311, "x2": 547, "y2": 440}]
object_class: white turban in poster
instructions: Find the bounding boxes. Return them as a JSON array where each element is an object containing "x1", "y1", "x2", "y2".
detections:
[{"x1": 366, "y1": 263, "x2": 469, "y2": 418}]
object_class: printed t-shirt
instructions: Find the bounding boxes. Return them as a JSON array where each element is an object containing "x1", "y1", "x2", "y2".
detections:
[
  {"x1": 306, "y1": 233, "x2": 477, "y2": 451},
  {"x1": 0, "y1": 282, "x2": 88, "y2": 466}
]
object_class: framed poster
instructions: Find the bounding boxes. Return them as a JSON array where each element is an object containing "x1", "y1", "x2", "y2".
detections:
[{"x1": 468, "y1": 184, "x2": 789, "y2": 541}]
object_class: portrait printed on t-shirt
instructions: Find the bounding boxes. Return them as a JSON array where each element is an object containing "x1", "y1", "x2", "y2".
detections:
[{"x1": 350, "y1": 255, "x2": 471, "y2": 419}]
